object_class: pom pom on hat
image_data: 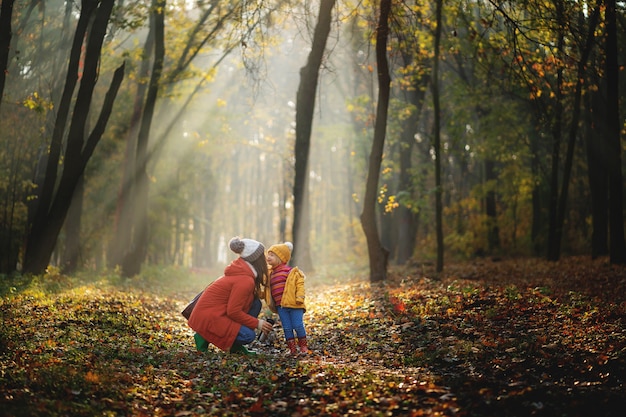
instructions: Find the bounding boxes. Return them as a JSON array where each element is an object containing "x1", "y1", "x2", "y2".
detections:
[
  {"x1": 229, "y1": 237, "x2": 265, "y2": 262},
  {"x1": 268, "y1": 242, "x2": 293, "y2": 264}
]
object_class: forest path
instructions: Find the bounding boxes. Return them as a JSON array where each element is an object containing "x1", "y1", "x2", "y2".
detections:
[{"x1": 0, "y1": 256, "x2": 624, "y2": 416}]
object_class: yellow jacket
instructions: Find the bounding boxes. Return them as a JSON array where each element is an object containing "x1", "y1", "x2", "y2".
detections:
[{"x1": 265, "y1": 266, "x2": 306, "y2": 313}]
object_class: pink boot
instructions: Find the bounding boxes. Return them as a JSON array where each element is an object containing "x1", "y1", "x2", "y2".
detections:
[
  {"x1": 297, "y1": 337, "x2": 309, "y2": 355},
  {"x1": 286, "y1": 338, "x2": 298, "y2": 355}
]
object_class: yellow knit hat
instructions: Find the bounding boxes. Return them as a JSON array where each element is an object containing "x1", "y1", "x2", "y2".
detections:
[{"x1": 268, "y1": 242, "x2": 293, "y2": 264}]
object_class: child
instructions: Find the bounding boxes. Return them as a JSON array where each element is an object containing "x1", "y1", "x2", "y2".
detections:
[{"x1": 265, "y1": 242, "x2": 308, "y2": 355}]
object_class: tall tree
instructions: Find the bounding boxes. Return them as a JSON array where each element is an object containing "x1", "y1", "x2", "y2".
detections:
[
  {"x1": 394, "y1": 86, "x2": 427, "y2": 265},
  {"x1": 61, "y1": 176, "x2": 84, "y2": 273},
  {"x1": 109, "y1": 1, "x2": 266, "y2": 275},
  {"x1": 546, "y1": 0, "x2": 566, "y2": 261},
  {"x1": 432, "y1": 0, "x2": 444, "y2": 272},
  {"x1": 0, "y1": 0, "x2": 14, "y2": 113},
  {"x1": 109, "y1": 21, "x2": 154, "y2": 272},
  {"x1": 586, "y1": 77, "x2": 609, "y2": 258},
  {"x1": 292, "y1": 0, "x2": 336, "y2": 271},
  {"x1": 389, "y1": 3, "x2": 431, "y2": 265},
  {"x1": 604, "y1": 0, "x2": 626, "y2": 264},
  {"x1": 361, "y1": 0, "x2": 391, "y2": 282},
  {"x1": 120, "y1": 0, "x2": 165, "y2": 277},
  {"x1": 551, "y1": 2, "x2": 600, "y2": 260},
  {"x1": 23, "y1": 0, "x2": 124, "y2": 274}
]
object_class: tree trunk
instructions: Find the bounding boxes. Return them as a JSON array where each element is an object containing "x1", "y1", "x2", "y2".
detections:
[
  {"x1": 24, "y1": 62, "x2": 125, "y2": 274},
  {"x1": 121, "y1": 0, "x2": 165, "y2": 277},
  {"x1": 61, "y1": 175, "x2": 84, "y2": 274},
  {"x1": 23, "y1": 1, "x2": 124, "y2": 274},
  {"x1": 394, "y1": 41, "x2": 430, "y2": 265},
  {"x1": 0, "y1": 0, "x2": 15, "y2": 113},
  {"x1": 546, "y1": 1, "x2": 565, "y2": 262},
  {"x1": 604, "y1": 0, "x2": 626, "y2": 264},
  {"x1": 432, "y1": 0, "x2": 444, "y2": 272},
  {"x1": 361, "y1": 0, "x2": 391, "y2": 282},
  {"x1": 485, "y1": 160, "x2": 500, "y2": 252},
  {"x1": 25, "y1": 0, "x2": 100, "y2": 274},
  {"x1": 395, "y1": 90, "x2": 422, "y2": 265},
  {"x1": 292, "y1": 0, "x2": 335, "y2": 272},
  {"x1": 279, "y1": 161, "x2": 289, "y2": 243},
  {"x1": 554, "y1": 4, "x2": 599, "y2": 259},
  {"x1": 586, "y1": 81, "x2": 609, "y2": 258},
  {"x1": 109, "y1": 15, "x2": 155, "y2": 270}
]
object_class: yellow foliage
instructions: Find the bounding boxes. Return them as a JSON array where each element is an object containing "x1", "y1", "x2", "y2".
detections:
[
  {"x1": 85, "y1": 371, "x2": 100, "y2": 384},
  {"x1": 385, "y1": 195, "x2": 399, "y2": 213}
]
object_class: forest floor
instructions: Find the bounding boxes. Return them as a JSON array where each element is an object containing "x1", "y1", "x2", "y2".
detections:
[{"x1": 1, "y1": 256, "x2": 625, "y2": 416}]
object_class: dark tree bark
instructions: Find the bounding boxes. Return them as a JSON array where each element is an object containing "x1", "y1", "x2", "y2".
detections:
[
  {"x1": 361, "y1": 0, "x2": 391, "y2": 282},
  {"x1": 61, "y1": 175, "x2": 84, "y2": 274},
  {"x1": 586, "y1": 81, "x2": 609, "y2": 258},
  {"x1": 393, "y1": 40, "x2": 430, "y2": 265},
  {"x1": 530, "y1": 127, "x2": 546, "y2": 255},
  {"x1": 485, "y1": 160, "x2": 500, "y2": 252},
  {"x1": 24, "y1": 62, "x2": 125, "y2": 274},
  {"x1": 395, "y1": 88, "x2": 426, "y2": 265},
  {"x1": 0, "y1": 0, "x2": 15, "y2": 113},
  {"x1": 551, "y1": 4, "x2": 599, "y2": 260},
  {"x1": 604, "y1": 0, "x2": 626, "y2": 264},
  {"x1": 25, "y1": 0, "x2": 99, "y2": 271},
  {"x1": 432, "y1": 0, "x2": 444, "y2": 272},
  {"x1": 394, "y1": 148, "x2": 416, "y2": 264},
  {"x1": 292, "y1": 0, "x2": 335, "y2": 272},
  {"x1": 546, "y1": 1, "x2": 565, "y2": 262},
  {"x1": 23, "y1": 0, "x2": 124, "y2": 274}
]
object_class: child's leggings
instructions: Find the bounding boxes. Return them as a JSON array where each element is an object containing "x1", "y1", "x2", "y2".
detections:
[{"x1": 277, "y1": 306, "x2": 306, "y2": 340}]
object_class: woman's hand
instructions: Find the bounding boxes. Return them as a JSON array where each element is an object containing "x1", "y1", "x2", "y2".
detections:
[{"x1": 257, "y1": 319, "x2": 274, "y2": 334}]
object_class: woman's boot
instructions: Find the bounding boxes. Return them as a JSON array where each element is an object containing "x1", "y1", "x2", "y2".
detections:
[
  {"x1": 229, "y1": 344, "x2": 257, "y2": 356},
  {"x1": 194, "y1": 333, "x2": 209, "y2": 352}
]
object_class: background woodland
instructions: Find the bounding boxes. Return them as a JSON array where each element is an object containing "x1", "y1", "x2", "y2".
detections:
[{"x1": 0, "y1": 0, "x2": 625, "y2": 280}]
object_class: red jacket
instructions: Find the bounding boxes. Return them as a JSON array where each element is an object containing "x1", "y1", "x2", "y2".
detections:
[{"x1": 188, "y1": 258, "x2": 259, "y2": 351}]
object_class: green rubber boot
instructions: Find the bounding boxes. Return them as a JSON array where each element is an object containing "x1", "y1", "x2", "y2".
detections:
[
  {"x1": 229, "y1": 344, "x2": 257, "y2": 356},
  {"x1": 194, "y1": 333, "x2": 209, "y2": 352}
]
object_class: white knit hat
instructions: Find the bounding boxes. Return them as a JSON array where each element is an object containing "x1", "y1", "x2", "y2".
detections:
[{"x1": 229, "y1": 237, "x2": 265, "y2": 262}]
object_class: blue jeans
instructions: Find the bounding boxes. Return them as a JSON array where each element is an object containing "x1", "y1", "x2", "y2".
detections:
[
  {"x1": 277, "y1": 306, "x2": 306, "y2": 341},
  {"x1": 233, "y1": 298, "x2": 261, "y2": 345}
]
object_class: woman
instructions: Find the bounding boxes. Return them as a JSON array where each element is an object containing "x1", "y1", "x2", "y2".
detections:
[{"x1": 188, "y1": 237, "x2": 274, "y2": 355}]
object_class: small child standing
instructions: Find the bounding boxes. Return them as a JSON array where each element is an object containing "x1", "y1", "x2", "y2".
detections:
[{"x1": 265, "y1": 242, "x2": 308, "y2": 355}]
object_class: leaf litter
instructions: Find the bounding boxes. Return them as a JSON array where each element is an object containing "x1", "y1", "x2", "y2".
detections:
[{"x1": 0, "y1": 256, "x2": 624, "y2": 416}]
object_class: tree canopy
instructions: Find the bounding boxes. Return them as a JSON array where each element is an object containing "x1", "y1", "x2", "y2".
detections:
[{"x1": 0, "y1": 0, "x2": 624, "y2": 277}]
